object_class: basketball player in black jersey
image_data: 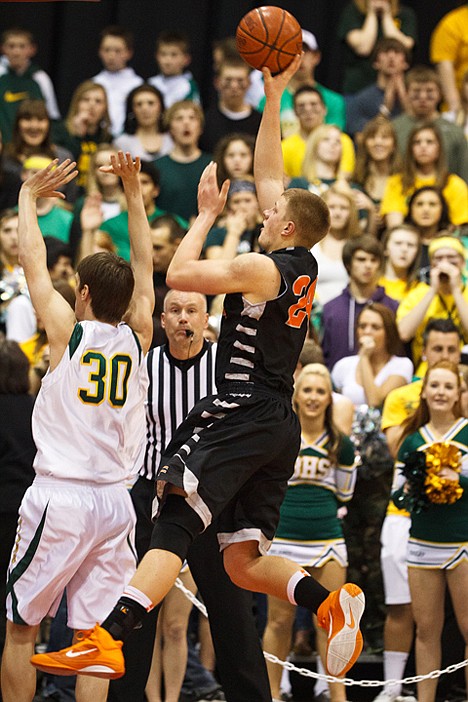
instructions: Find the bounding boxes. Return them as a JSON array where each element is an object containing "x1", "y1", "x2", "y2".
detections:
[{"x1": 32, "y1": 53, "x2": 366, "y2": 685}]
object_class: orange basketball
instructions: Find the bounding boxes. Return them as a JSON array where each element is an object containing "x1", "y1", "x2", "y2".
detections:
[{"x1": 236, "y1": 6, "x2": 302, "y2": 74}]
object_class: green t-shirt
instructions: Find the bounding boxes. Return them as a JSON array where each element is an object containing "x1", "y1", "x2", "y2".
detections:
[
  {"x1": 38, "y1": 207, "x2": 74, "y2": 244},
  {"x1": 101, "y1": 207, "x2": 188, "y2": 261},
  {"x1": 155, "y1": 153, "x2": 212, "y2": 223},
  {"x1": 395, "y1": 419, "x2": 468, "y2": 542},
  {"x1": 0, "y1": 64, "x2": 44, "y2": 143}
]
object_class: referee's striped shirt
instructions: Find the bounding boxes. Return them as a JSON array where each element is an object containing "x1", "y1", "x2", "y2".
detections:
[{"x1": 140, "y1": 340, "x2": 217, "y2": 481}]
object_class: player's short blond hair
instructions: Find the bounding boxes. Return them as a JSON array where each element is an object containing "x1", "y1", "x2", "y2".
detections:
[{"x1": 283, "y1": 188, "x2": 330, "y2": 249}]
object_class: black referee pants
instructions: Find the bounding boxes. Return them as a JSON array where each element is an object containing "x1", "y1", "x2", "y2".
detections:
[{"x1": 107, "y1": 476, "x2": 271, "y2": 702}]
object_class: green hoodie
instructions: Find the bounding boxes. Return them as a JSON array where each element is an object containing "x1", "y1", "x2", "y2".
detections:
[{"x1": 0, "y1": 63, "x2": 44, "y2": 142}]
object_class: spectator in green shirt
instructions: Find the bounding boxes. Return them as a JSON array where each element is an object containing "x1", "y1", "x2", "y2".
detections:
[
  {"x1": 155, "y1": 100, "x2": 211, "y2": 223},
  {"x1": 100, "y1": 160, "x2": 188, "y2": 260}
]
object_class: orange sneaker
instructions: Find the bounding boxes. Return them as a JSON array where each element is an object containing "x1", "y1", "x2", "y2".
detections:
[
  {"x1": 317, "y1": 583, "x2": 365, "y2": 677},
  {"x1": 30, "y1": 624, "x2": 125, "y2": 679}
]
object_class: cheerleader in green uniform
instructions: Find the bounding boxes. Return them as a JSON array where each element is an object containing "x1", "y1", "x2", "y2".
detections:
[
  {"x1": 393, "y1": 360, "x2": 468, "y2": 702},
  {"x1": 263, "y1": 363, "x2": 357, "y2": 702}
]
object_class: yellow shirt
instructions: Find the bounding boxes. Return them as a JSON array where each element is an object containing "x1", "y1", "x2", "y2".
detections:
[
  {"x1": 430, "y1": 6, "x2": 468, "y2": 93},
  {"x1": 381, "y1": 379, "x2": 423, "y2": 432},
  {"x1": 378, "y1": 277, "x2": 425, "y2": 303},
  {"x1": 381, "y1": 173, "x2": 468, "y2": 226},
  {"x1": 281, "y1": 132, "x2": 355, "y2": 179},
  {"x1": 396, "y1": 283, "x2": 468, "y2": 367},
  {"x1": 20, "y1": 332, "x2": 46, "y2": 367}
]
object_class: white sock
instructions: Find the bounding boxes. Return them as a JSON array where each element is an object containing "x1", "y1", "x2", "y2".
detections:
[
  {"x1": 123, "y1": 584, "x2": 154, "y2": 612},
  {"x1": 280, "y1": 666, "x2": 291, "y2": 695},
  {"x1": 383, "y1": 650, "x2": 409, "y2": 696},
  {"x1": 314, "y1": 656, "x2": 329, "y2": 696},
  {"x1": 286, "y1": 569, "x2": 309, "y2": 605}
]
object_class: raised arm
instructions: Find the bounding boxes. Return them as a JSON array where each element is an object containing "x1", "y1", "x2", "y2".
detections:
[
  {"x1": 380, "y1": 3, "x2": 415, "y2": 51},
  {"x1": 346, "y1": 3, "x2": 380, "y2": 56},
  {"x1": 100, "y1": 152, "x2": 154, "y2": 354},
  {"x1": 166, "y1": 162, "x2": 279, "y2": 302},
  {"x1": 254, "y1": 54, "x2": 301, "y2": 213},
  {"x1": 398, "y1": 260, "x2": 468, "y2": 343},
  {"x1": 18, "y1": 159, "x2": 78, "y2": 370}
]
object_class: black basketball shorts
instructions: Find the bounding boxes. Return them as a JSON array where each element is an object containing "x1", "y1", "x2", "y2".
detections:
[{"x1": 155, "y1": 389, "x2": 300, "y2": 554}]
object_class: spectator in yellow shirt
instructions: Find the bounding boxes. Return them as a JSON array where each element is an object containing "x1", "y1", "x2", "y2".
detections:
[
  {"x1": 281, "y1": 86, "x2": 355, "y2": 180},
  {"x1": 430, "y1": 4, "x2": 468, "y2": 116},
  {"x1": 397, "y1": 236, "x2": 468, "y2": 372},
  {"x1": 378, "y1": 223, "x2": 422, "y2": 302},
  {"x1": 381, "y1": 122, "x2": 468, "y2": 229}
]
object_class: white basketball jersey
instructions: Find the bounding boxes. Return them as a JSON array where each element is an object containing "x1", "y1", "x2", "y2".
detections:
[{"x1": 33, "y1": 321, "x2": 148, "y2": 483}]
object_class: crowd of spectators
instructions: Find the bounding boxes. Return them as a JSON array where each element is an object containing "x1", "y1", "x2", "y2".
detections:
[{"x1": 1, "y1": 3, "x2": 468, "y2": 702}]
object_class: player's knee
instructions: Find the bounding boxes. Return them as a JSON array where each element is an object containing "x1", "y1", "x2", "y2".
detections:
[
  {"x1": 223, "y1": 542, "x2": 259, "y2": 589},
  {"x1": 150, "y1": 494, "x2": 204, "y2": 561},
  {"x1": 5, "y1": 620, "x2": 38, "y2": 646},
  {"x1": 224, "y1": 561, "x2": 244, "y2": 588}
]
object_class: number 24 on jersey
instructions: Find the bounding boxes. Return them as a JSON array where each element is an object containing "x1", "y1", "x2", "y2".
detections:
[{"x1": 286, "y1": 275, "x2": 316, "y2": 329}]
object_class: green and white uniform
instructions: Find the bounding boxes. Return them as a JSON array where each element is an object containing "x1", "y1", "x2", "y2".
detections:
[
  {"x1": 268, "y1": 432, "x2": 356, "y2": 567},
  {"x1": 33, "y1": 321, "x2": 147, "y2": 483},
  {"x1": 6, "y1": 321, "x2": 147, "y2": 629},
  {"x1": 394, "y1": 419, "x2": 468, "y2": 569}
]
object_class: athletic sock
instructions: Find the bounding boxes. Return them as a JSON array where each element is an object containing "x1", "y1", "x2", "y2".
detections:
[
  {"x1": 122, "y1": 585, "x2": 154, "y2": 611},
  {"x1": 383, "y1": 650, "x2": 408, "y2": 696},
  {"x1": 286, "y1": 570, "x2": 329, "y2": 613},
  {"x1": 101, "y1": 586, "x2": 154, "y2": 642},
  {"x1": 314, "y1": 657, "x2": 329, "y2": 696}
]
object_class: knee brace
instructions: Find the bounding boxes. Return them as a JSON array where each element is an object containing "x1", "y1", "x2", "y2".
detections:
[{"x1": 149, "y1": 494, "x2": 204, "y2": 561}]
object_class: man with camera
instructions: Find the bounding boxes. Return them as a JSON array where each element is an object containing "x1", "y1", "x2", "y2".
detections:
[{"x1": 397, "y1": 236, "x2": 468, "y2": 375}]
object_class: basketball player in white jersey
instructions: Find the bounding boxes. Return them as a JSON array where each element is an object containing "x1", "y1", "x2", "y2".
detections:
[{"x1": 1, "y1": 153, "x2": 154, "y2": 702}]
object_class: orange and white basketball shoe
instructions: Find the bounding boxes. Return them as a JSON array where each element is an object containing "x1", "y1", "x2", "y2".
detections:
[
  {"x1": 30, "y1": 624, "x2": 125, "y2": 679},
  {"x1": 317, "y1": 583, "x2": 365, "y2": 677}
]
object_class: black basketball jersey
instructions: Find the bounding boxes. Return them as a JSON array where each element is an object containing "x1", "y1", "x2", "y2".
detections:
[{"x1": 216, "y1": 246, "x2": 318, "y2": 398}]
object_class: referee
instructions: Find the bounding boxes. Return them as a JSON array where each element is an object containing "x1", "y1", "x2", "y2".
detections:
[{"x1": 109, "y1": 288, "x2": 271, "y2": 702}]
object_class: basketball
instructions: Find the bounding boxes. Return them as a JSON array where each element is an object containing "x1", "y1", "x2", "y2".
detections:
[{"x1": 236, "y1": 6, "x2": 302, "y2": 74}]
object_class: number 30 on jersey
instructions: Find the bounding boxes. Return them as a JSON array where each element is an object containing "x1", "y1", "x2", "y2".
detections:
[{"x1": 78, "y1": 351, "x2": 132, "y2": 407}]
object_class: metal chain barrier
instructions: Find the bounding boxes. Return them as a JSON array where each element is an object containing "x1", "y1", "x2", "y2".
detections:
[
  {"x1": 174, "y1": 577, "x2": 468, "y2": 688},
  {"x1": 262, "y1": 652, "x2": 468, "y2": 688},
  {"x1": 175, "y1": 576, "x2": 207, "y2": 617}
]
